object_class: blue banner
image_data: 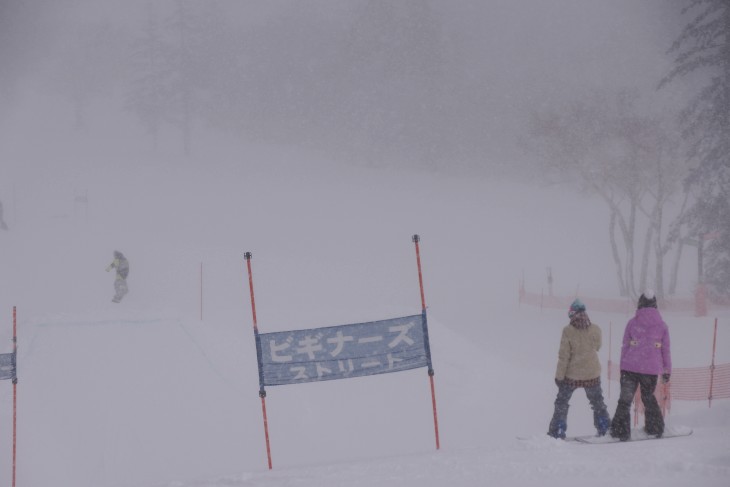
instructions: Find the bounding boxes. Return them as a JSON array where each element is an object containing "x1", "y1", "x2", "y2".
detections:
[
  {"x1": 258, "y1": 314, "x2": 430, "y2": 386},
  {"x1": 0, "y1": 353, "x2": 15, "y2": 381}
]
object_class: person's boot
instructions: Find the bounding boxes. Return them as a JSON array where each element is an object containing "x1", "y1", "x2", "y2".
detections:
[
  {"x1": 597, "y1": 415, "x2": 610, "y2": 437},
  {"x1": 547, "y1": 420, "x2": 567, "y2": 439}
]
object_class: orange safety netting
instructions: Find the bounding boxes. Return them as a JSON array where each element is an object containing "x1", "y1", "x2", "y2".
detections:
[
  {"x1": 518, "y1": 287, "x2": 700, "y2": 314},
  {"x1": 606, "y1": 361, "x2": 730, "y2": 423}
]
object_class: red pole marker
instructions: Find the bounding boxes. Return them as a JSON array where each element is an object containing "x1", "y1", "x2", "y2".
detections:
[
  {"x1": 607, "y1": 321, "x2": 612, "y2": 400},
  {"x1": 12, "y1": 306, "x2": 17, "y2": 487},
  {"x1": 244, "y1": 253, "x2": 273, "y2": 469},
  {"x1": 412, "y1": 235, "x2": 440, "y2": 450},
  {"x1": 709, "y1": 318, "x2": 718, "y2": 407}
]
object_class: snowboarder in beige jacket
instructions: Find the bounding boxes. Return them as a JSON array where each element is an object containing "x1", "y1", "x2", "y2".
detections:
[{"x1": 547, "y1": 298, "x2": 610, "y2": 439}]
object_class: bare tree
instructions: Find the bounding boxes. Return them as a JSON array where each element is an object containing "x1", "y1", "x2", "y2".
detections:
[
  {"x1": 52, "y1": 21, "x2": 127, "y2": 129},
  {"x1": 527, "y1": 90, "x2": 689, "y2": 297}
]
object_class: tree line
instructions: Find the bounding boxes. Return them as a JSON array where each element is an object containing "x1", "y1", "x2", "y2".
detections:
[
  {"x1": 2, "y1": 1, "x2": 728, "y2": 299},
  {"x1": 528, "y1": 0, "x2": 730, "y2": 301}
]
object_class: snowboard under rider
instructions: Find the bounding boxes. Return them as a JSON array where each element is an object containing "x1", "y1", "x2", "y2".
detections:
[
  {"x1": 547, "y1": 298, "x2": 611, "y2": 439},
  {"x1": 106, "y1": 250, "x2": 129, "y2": 303},
  {"x1": 609, "y1": 290, "x2": 672, "y2": 441}
]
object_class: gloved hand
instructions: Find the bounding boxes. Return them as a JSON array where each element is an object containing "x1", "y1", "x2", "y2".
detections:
[
  {"x1": 555, "y1": 378, "x2": 564, "y2": 387},
  {"x1": 662, "y1": 373, "x2": 671, "y2": 384}
]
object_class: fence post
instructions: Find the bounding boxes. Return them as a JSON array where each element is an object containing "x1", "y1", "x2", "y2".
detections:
[
  {"x1": 12, "y1": 306, "x2": 17, "y2": 487},
  {"x1": 607, "y1": 321, "x2": 612, "y2": 400},
  {"x1": 200, "y1": 262, "x2": 203, "y2": 321},
  {"x1": 709, "y1": 317, "x2": 718, "y2": 408}
]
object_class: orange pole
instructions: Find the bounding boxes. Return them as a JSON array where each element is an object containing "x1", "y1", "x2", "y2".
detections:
[
  {"x1": 244, "y1": 253, "x2": 273, "y2": 469},
  {"x1": 12, "y1": 306, "x2": 17, "y2": 487},
  {"x1": 429, "y1": 375, "x2": 440, "y2": 449},
  {"x1": 607, "y1": 321, "x2": 612, "y2": 400},
  {"x1": 412, "y1": 235, "x2": 440, "y2": 450},
  {"x1": 709, "y1": 318, "x2": 718, "y2": 407},
  {"x1": 413, "y1": 236, "x2": 426, "y2": 311}
]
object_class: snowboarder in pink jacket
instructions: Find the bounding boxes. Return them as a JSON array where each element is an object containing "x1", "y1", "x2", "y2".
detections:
[{"x1": 609, "y1": 290, "x2": 672, "y2": 441}]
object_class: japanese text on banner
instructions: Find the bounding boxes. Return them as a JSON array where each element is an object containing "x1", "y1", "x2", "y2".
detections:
[{"x1": 259, "y1": 314, "x2": 428, "y2": 386}]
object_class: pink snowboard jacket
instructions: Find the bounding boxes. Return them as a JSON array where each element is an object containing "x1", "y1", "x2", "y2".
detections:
[{"x1": 620, "y1": 307, "x2": 672, "y2": 376}]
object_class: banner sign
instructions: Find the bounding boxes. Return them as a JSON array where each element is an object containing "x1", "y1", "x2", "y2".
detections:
[
  {"x1": 0, "y1": 353, "x2": 16, "y2": 381},
  {"x1": 258, "y1": 313, "x2": 430, "y2": 386}
]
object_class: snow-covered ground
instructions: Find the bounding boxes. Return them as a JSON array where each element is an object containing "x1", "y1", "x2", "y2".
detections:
[{"x1": 0, "y1": 147, "x2": 728, "y2": 486}]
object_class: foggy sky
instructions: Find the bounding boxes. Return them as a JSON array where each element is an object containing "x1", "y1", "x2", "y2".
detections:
[{"x1": 0, "y1": 0, "x2": 691, "y2": 170}]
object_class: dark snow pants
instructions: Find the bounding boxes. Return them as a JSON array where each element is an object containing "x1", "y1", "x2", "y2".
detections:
[
  {"x1": 113, "y1": 276, "x2": 128, "y2": 302},
  {"x1": 548, "y1": 381, "x2": 610, "y2": 438},
  {"x1": 610, "y1": 370, "x2": 664, "y2": 440}
]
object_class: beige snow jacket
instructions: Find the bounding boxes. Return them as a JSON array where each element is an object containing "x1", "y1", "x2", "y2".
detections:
[{"x1": 554, "y1": 322, "x2": 602, "y2": 382}]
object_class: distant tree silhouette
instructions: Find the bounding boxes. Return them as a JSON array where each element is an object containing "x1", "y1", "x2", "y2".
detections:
[{"x1": 659, "y1": 0, "x2": 730, "y2": 296}]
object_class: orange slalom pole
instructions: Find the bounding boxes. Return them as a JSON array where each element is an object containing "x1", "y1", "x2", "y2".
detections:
[
  {"x1": 244, "y1": 253, "x2": 273, "y2": 469},
  {"x1": 413, "y1": 236, "x2": 426, "y2": 311},
  {"x1": 607, "y1": 321, "x2": 612, "y2": 400},
  {"x1": 709, "y1": 317, "x2": 718, "y2": 407},
  {"x1": 412, "y1": 235, "x2": 440, "y2": 450},
  {"x1": 12, "y1": 306, "x2": 17, "y2": 487}
]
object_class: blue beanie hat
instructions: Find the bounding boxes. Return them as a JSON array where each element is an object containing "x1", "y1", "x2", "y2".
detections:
[{"x1": 569, "y1": 298, "x2": 586, "y2": 317}]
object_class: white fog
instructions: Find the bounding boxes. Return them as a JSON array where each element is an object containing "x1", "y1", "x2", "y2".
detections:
[{"x1": 0, "y1": 1, "x2": 728, "y2": 486}]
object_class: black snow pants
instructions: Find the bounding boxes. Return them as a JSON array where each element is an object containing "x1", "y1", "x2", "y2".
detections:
[
  {"x1": 610, "y1": 370, "x2": 664, "y2": 441},
  {"x1": 548, "y1": 381, "x2": 610, "y2": 438}
]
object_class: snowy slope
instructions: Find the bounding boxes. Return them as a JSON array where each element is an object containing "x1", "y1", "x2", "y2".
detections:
[{"x1": 0, "y1": 149, "x2": 728, "y2": 487}]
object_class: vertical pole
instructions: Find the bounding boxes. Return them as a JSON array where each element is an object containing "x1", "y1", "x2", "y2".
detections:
[
  {"x1": 413, "y1": 236, "x2": 426, "y2": 311},
  {"x1": 662, "y1": 381, "x2": 670, "y2": 417},
  {"x1": 696, "y1": 238, "x2": 707, "y2": 317},
  {"x1": 244, "y1": 253, "x2": 273, "y2": 469},
  {"x1": 412, "y1": 235, "x2": 440, "y2": 450},
  {"x1": 547, "y1": 267, "x2": 553, "y2": 297},
  {"x1": 13, "y1": 184, "x2": 17, "y2": 227},
  {"x1": 607, "y1": 321, "x2": 612, "y2": 400},
  {"x1": 518, "y1": 271, "x2": 525, "y2": 307},
  {"x1": 12, "y1": 306, "x2": 17, "y2": 487},
  {"x1": 709, "y1": 317, "x2": 718, "y2": 408}
]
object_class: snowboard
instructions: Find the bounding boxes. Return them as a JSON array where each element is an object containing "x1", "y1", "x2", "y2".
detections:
[
  {"x1": 516, "y1": 434, "x2": 596, "y2": 442},
  {"x1": 518, "y1": 425, "x2": 692, "y2": 443},
  {"x1": 574, "y1": 425, "x2": 692, "y2": 444}
]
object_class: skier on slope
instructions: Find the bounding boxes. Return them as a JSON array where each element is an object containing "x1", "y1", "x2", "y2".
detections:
[
  {"x1": 609, "y1": 290, "x2": 672, "y2": 441},
  {"x1": 106, "y1": 250, "x2": 129, "y2": 303},
  {"x1": 547, "y1": 298, "x2": 611, "y2": 439}
]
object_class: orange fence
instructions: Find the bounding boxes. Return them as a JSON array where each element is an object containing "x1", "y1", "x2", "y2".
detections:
[
  {"x1": 518, "y1": 279, "x2": 730, "y2": 316},
  {"x1": 607, "y1": 360, "x2": 730, "y2": 417},
  {"x1": 604, "y1": 318, "x2": 729, "y2": 423},
  {"x1": 518, "y1": 282, "x2": 701, "y2": 315}
]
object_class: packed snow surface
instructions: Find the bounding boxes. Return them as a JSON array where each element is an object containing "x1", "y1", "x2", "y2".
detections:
[{"x1": 0, "y1": 150, "x2": 728, "y2": 486}]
